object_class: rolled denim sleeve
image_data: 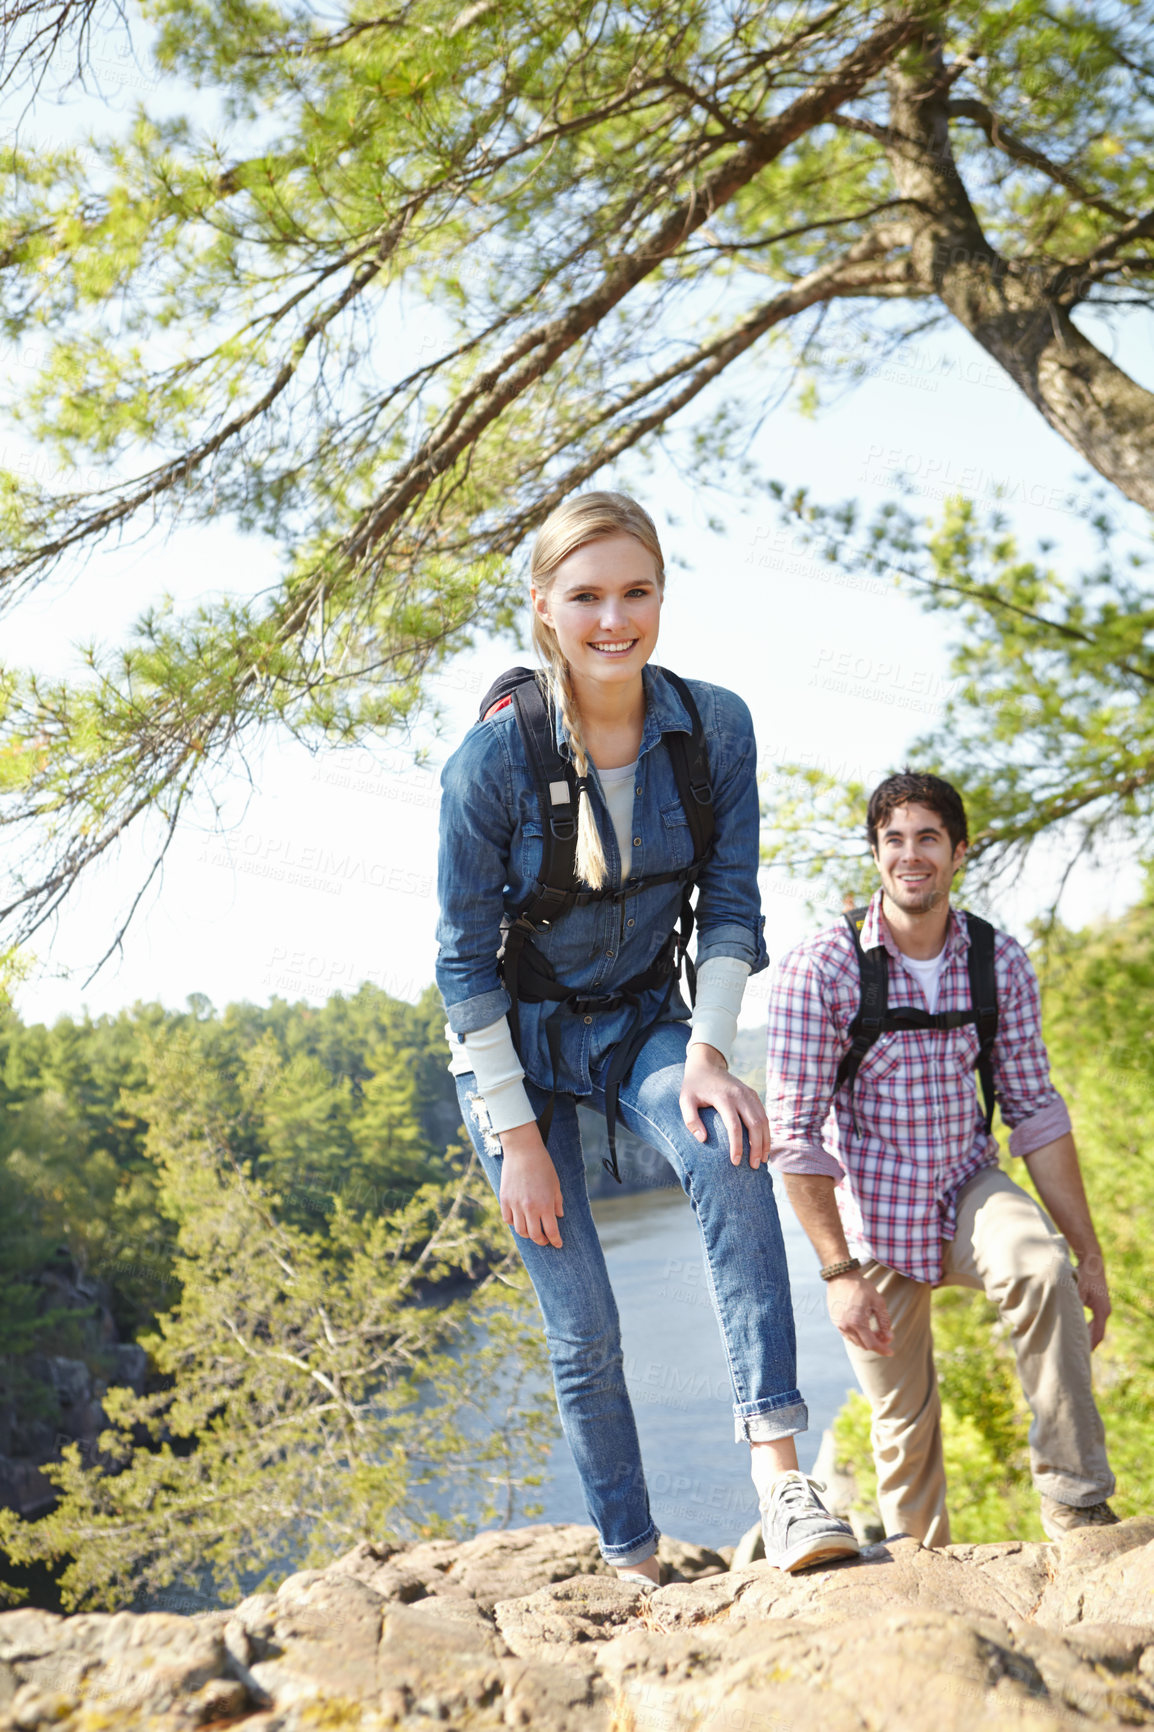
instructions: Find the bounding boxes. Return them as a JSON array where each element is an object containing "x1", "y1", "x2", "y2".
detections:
[
  {"x1": 691, "y1": 685, "x2": 769, "y2": 975},
  {"x1": 435, "y1": 722, "x2": 515, "y2": 1034},
  {"x1": 766, "y1": 947, "x2": 846, "y2": 1181},
  {"x1": 994, "y1": 938, "x2": 1073, "y2": 1157}
]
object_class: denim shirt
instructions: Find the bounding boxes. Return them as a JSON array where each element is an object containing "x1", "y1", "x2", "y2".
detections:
[{"x1": 435, "y1": 666, "x2": 768, "y2": 1098}]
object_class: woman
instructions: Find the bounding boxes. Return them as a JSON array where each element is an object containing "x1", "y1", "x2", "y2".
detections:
[{"x1": 435, "y1": 492, "x2": 856, "y2": 1579}]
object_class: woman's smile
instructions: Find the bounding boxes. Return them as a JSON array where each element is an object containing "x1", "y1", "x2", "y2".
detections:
[{"x1": 532, "y1": 532, "x2": 662, "y2": 687}]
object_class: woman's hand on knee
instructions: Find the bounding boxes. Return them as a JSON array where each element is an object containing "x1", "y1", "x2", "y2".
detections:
[
  {"x1": 680, "y1": 1044, "x2": 770, "y2": 1168},
  {"x1": 498, "y1": 1124, "x2": 565, "y2": 1248}
]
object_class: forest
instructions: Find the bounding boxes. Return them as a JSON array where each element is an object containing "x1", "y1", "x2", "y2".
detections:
[{"x1": 0, "y1": 986, "x2": 555, "y2": 1609}]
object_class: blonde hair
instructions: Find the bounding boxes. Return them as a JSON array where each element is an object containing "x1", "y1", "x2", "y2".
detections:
[{"x1": 530, "y1": 492, "x2": 665, "y2": 890}]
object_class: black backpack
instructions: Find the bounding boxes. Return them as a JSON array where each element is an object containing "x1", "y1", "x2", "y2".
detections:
[
  {"x1": 834, "y1": 905, "x2": 999, "y2": 1134},
  {"x1": 476, "y1": 666, "x2": 715, "y2": 1179}
]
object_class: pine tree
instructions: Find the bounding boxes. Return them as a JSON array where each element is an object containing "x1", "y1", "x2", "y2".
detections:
[{"x1": 2, "y1": 2, "x2": 1154, "y2": 941}]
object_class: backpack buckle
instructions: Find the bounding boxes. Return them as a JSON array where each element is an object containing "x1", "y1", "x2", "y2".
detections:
[
  {"x1": 689, "y1": 779, "x2": 713, "y2": 805},
  {"x1": 549, "y1": 815, "x2": 577, "y2": 841}
]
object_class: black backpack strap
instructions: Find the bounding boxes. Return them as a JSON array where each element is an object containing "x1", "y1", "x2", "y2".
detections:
[
  {"x1": 653, "y1": 668, "x2": 714, "y2": 1006},
  {"x1": 834, "y1": 906, "x2": 888, "y2": 1129},
  {"x1": 487, "y1": 673, "x2": 580, "y2": 1068},
  {"x1": 656, "y1": 669, "x2": 715, "y2": 866},
  {"x1": 510, "y1": 675, "x2": 579, "y2": 912},
  {"x1": 964, "y1": 912, "x2": 999, "y2": 1133}
]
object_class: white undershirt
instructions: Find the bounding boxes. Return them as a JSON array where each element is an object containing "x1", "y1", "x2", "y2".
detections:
[
  {"x1": 899, "y1": 947, "x2": 949, "y2": 1014},
  {"x1": 596, "y1": 759, "x2": 637, "y2": 887}
]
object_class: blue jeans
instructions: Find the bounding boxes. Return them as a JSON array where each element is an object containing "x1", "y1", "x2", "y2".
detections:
[{"x1": 456, "y1": 1020, "x2": 806, "y2": 1566}]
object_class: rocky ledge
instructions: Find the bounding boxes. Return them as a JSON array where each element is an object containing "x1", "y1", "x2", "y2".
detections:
[{"x1": 1, "y1": 1517, "x2": 1153, "y2": 1730}]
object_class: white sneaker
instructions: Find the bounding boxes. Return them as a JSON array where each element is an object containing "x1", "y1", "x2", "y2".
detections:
[{"x1": 760, "y1": 1471, "x2": 861, "y2": 1573}]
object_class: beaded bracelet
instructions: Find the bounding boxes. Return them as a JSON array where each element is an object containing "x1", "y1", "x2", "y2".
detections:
[{"x1": 819, "y1": 1256, "x2": 862, "y2": 1282}]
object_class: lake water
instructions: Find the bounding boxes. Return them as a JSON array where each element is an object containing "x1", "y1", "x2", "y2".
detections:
[{"x1": 523, "y1": 1175, "x2": 861, "y2": 1552}]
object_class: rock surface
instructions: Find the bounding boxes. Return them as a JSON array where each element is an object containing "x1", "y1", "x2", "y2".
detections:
[
  {"x1": 0, "y1": 1519, "x2": 1152, "y2": 1729},
  {"x1": 0, "y1": 1256, "x2": 151, "y2": 1522}
]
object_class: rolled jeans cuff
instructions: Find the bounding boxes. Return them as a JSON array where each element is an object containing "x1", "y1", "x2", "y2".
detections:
[
  {"x1": 599, "y1": 1523, "x2": 661, "y2": 1568},
  {"x1": 734, "y1": 1395, "x2": 808, "y2": 1444},
  {"x1": 443, "y1": 984, "x2": 512, "y2": 1035}
]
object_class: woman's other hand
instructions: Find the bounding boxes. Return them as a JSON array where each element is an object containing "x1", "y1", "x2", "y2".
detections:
[
  {"x1": 680, "y1": 1044, "x2": 770, "y2": 1168},
  {"x1": 498, "y1": 1123, "x2": 565, "y2": 1248}
]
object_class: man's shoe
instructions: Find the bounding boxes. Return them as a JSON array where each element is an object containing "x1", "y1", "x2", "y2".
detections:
[
  {"x1": 1039, "y1": 1496, "x2": 1119, "y2": 1541},
  {"x1": 760, "y1": 1471, "x2": 861, "y2": 1572}
]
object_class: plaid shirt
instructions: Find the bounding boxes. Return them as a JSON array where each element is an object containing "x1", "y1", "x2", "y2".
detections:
[{"x1": 766, "y1": 891, "x2": 1071, "y2": 1282}]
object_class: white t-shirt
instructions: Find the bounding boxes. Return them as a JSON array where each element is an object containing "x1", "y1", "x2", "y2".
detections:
[
  {"x1": 596, "y1": 760, "x2": 638, "y2": 887},
  {"x1": 899, "y1": 947, "x2": 949, "y2": 1014}
]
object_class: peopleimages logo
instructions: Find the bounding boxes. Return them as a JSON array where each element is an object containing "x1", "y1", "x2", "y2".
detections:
[
  {"x1": 311, "y1": 753, "x2": 441, "y2": 808},
  {"x1": 197, "y1": 832, "x2": 433, "y2": 898},
  {"x1": 808, "y1": 646, "x2": 962, "y2": 715},
  {"x1": 858, "y1": 444, "x2": 1088, "y2": 515}
]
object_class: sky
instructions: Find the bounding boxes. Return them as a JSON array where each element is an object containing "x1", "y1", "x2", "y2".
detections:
[{"x1": 4, "y1": 41, "x2": 1152, "y2": 1032}]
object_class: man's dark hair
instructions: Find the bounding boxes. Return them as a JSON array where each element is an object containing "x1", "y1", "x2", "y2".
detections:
[{"x1": 866, "y1": 771, "x2": 968, "y2": 854}]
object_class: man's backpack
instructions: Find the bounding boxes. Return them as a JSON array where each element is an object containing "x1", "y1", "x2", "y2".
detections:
[
  {"x1": 834, "y1": 905, "x2": 999, "y2": 1134},
  {"x1": 475, "y1": 666, "x2": 715, "y2": 1178}
]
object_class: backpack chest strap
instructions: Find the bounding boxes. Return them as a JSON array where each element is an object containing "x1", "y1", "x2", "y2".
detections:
[{"x1": 833, "y1": 907, "x2": 1000, "y2": 1135}]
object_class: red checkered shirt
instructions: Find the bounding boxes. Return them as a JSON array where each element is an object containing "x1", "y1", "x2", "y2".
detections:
[{"x1": 766, "y1": 891, "x2": 1071, "y2": 1282}]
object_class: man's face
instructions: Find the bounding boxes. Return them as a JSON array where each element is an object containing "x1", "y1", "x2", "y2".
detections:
[{"x1": 872, "y1": 802, "x2": 966, "y2": 915}]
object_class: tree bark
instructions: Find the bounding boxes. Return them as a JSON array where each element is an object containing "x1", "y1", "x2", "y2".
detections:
[{"x1": 883, "y1": 35, "x2": 1154, "y2": 512}]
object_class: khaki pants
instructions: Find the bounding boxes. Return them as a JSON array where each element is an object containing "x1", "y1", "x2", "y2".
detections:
[{"x1": 843, "y1": 1165, "x2": 1114, "y2": 1547}]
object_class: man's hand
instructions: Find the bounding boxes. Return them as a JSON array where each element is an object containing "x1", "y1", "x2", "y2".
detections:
[
  {"x1": 680, "y1": 1044, "x2": 770, "y2": 1168},
  {"x1": 1023, "y1": 1134, "x2": 1112, "y2": 1350},
  {"x1": 827, "y1": 1271, "x2": 894, "y2": 1355},
  {"x1": 1075, "y1": 1250, "x2": 1111, "y2": 1349},
  {"x1": 498, "y1": 1123, "x2": 564, "y2": 1248}
]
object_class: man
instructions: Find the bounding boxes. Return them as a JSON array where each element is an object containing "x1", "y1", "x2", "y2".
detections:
[{"x1": 765, "y1": 771, "x2": 1116, "y2": 1546}]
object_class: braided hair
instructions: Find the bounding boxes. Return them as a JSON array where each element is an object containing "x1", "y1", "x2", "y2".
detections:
[{"x1": 529, "y1": 492, "x2": 665, "y2": 890}]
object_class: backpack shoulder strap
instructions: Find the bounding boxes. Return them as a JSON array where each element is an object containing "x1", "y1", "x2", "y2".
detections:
[
  {"x1": 508, "y1": 674, "x2": 580, "y2": 915},
  {"x1": 963, "y1": 911, "x2": 999, "y2": 1133},
  {"x1": 655, "y1": 668, "x2": 715, "y2": 865},
  {"x1": 491, "y1": 672, "x2": 578, "y2": 1057},
  {"x1": 481, "y1": 669, "x2": 584, "y2": 908},
  {"x1": 834, "y1": 906, "x2": 889, "y2": 1106}
]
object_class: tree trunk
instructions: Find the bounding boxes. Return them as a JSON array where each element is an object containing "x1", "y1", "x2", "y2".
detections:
[{"x1": 883, "y1": 37, "x2": 1154, "y2": 513}]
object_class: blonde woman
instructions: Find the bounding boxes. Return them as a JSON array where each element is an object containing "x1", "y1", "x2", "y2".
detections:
[{"x1": 436, "y1": 492, "x2": 857, "y2": 1578}]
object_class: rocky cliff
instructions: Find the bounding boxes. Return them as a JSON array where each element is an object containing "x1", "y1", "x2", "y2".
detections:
[
  {"x1": 0, "y1": 1256, "x2": 149, "y2": 1525},
  {"x1": 1, "y1": 1516, "x2": 1152, "y2": 1730}
]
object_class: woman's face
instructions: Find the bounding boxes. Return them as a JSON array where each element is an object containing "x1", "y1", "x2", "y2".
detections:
[{"x1": 532, "y1": 532, "x2": 662, "y2": 691}]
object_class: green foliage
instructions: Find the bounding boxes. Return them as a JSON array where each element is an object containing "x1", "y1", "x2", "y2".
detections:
[
  {"x1": 0, "y1": 982, "x2": 460, "y2": 1342},
  {"x1": 0, "y1": 984, "x2": 555, "y2": 1610},
  {"x1": 762, "y1": 489, "x2": 1154, "y2": 907},
  {"x1": 0, "y1": 1004, "x2": 168, "y2": 1336},
  {"x1": 1033, "y1": 884, "x2": 1154, "y2": 1520},
  {"x1": 2, "y1": 2, "x2": 1154, "y2": 944},
  {"x1": 830, "y1": 1389, "x2": 877, "y2": 1522}
]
